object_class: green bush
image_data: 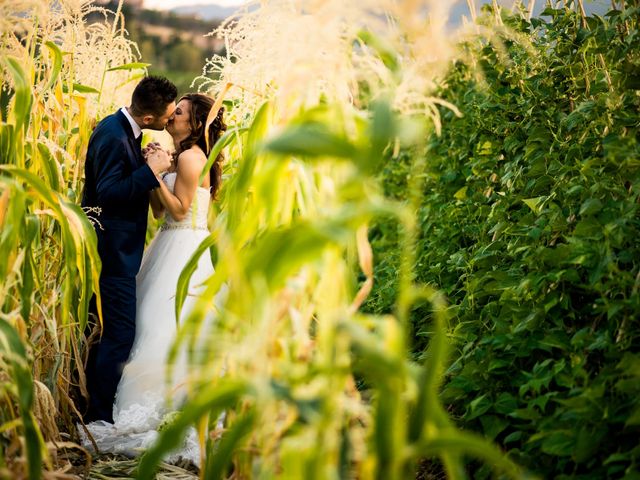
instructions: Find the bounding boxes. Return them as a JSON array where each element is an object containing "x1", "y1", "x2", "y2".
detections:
[{"x1": 367, "y1": 6, "x2": 640, "y2": 478}]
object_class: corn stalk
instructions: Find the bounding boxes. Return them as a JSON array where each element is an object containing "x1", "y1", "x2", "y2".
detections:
[{"x1": 0, "y1": 0, "x2": 145, "y2": 476}]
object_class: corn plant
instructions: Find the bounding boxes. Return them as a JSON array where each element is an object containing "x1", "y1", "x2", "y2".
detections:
[
  {"x1": 137, "y1": 1, "x2": 529, "y2": 478},
  {"x1": 0, "y1": 0, "x2": 147, "y2": 477}
]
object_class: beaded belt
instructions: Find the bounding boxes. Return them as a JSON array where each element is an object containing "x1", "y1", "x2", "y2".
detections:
[{"x1": 159, "y1": 223, "x2": 209, "y2": 232}]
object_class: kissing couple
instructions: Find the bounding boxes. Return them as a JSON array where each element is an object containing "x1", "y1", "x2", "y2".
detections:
[{"x1": 79, "y1": 76, "x2": 228, "y2": 464}]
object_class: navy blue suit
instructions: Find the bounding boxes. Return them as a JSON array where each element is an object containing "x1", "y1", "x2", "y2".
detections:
[{"x1": 81, "y1": 110, "x2": 159, "y2": 423}]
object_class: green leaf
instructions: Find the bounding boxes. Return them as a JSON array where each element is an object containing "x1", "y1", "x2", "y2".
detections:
[
  {"x1": 488, "y1": 358, "x2": 510, "y2": 372},
  {"x1": 579, "y1": 198, "x2": 603, "y2": 216},
  {"x1": 344, "y1": 322, "x2": 403, "y2": 382},
  {"x1": 137, "y1": 380, "x2": 250, "y2": 479},
  {"x1": 44, "y1": 41, "x2": 63, "y2": 92},
  {"x1": 479, "y1": 415, "x2": 509, "y2": 440},
  {"x1": 64, "y1": 83, "x2": 100, "y2": 94},
  {"x1": 503, "y1": 431, "x2": 522, "y2": 444},
  {"x1": 625, "y1": 405, "x2": 640, "y2": 427},
  {"x1": 365, "y1": 100, "x2": 396, "y2": 172},
  {"x1": 507, "y1": 408, "x2": 541, "y2": 421},
  {"x1": 539, "y1": 431, "x2": 574, "y2": 457},
  {"x1": 0, "y1": 319, "x2": 42, "y2": 480},
  {"x1": 20, "y1": 214, "x2": 39, "y2": 322},
  {"x1": 604, "y1": 452, "x2": 630, "y2": 465},
  {"x1": 572, "y1": 218, "x2": 603, "y2": 239},
  {"x1": 245, "y1": 220, "x2": 350, "y2": 291},
  {"x1": 0, "y1": 123, "x2": 16, "y2": 163},
  {"x1": 37, "y1": 143, "x2": 61, "y2": 192},
  {"x1": 454, "y1": 186, "x2": 468, "y2": 200},
  {"x1": 226, "y1": 101, "x2": 270, "y2": 229},
  {"x1": 476, "y1": 140, "x2": 493, "y2": 155},
  {"x1": 1, "y1": 56, "x2": 33, "y2": 133},
  {"x1": 522, "y1": 196, "x2": 546, "y2": 215},
  {"x1": 264, "y1": 123, "x2": 358, "y2": 159},
  {"x1": 0, "y1": 166, "x2": 100, "y2": 330},
  {"x1": 199, "y1": 126, "x2": 248, "y2": 184},
  {"x1": 204, "y1": 409, "x2": 257, "y2": 479},
  {"x1": 417, "y1": 431, "x2": 523, "y2": 478},
  {"x1": 466, "y1": 394, "x2": 492, "y2": 420},
  {"x1": 270, "y1": 380, "x2": 323, "y2": 423},
  {"x1": 493, "y1": 392, "x2": 518, "y2": 415},
  {"x1": 356, "y1": 29, "x2": 399, "y2": 72},
  {"x1": 175, "y1": 234, "x2": 218, "y2": 325},
  {"x1": 106, "y1": 62, "x2": 151, "y2": 71},
  {"x1": 574, "y1": 427, "x2": 605, "y2": 463}
]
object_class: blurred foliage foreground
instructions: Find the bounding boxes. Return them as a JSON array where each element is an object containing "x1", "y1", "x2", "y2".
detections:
[
  {"x1": 2, "y1": 0, "x2": 520, "y2": 478},
  {"x1": 0, "y1": 1, "x2": 638, "y2": 479},
  {"x1": 366, "y1": 5, "x2": 640, "y2": 479}
]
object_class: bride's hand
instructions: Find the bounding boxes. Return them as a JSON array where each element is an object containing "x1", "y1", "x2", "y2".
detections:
[
  {"x1": 142, "y1": 142, "x2": 163, "y2": 158},
  {"x1": 144, "y1": 146, "x2": 172, "y2": 166},
  {"x1": 146, "y1": 149, "x2": 172, "y2": 176}
]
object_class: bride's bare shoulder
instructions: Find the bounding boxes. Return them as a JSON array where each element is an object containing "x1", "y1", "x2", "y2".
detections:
[
  {"x1": 177, "y1": 147, "x2": 206, "y2": 165},
  {"x1": 176, "y1": 148, "x2": 206, "y2": 177}
]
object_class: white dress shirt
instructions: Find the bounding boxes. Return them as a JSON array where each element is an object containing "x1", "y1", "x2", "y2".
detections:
[{"x1": 120, "y1": 107, "x2": 142, "y2": 140}]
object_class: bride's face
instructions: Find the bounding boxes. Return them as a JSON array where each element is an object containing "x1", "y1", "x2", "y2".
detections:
[{"x1": 166, "y1": 99, "x2": 192, "y2": 140}]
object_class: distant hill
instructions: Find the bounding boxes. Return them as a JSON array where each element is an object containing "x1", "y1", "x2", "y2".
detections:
[
  {"x1": 169, "y1": 1, "x2": 610, "y2": 24},
  {"x1": 170, "y1": 4, "x2": 246, "y2": 21}
]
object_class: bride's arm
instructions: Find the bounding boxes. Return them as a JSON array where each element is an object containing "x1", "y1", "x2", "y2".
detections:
[
  {"x1": 153, "y1": 150, "x2": 206, "y2": 222},
  {"x1": 149, "y1": 189, "x2": 165, "y2": 219}
]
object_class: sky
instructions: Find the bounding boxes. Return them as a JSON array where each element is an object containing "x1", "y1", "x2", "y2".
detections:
[
  {"x1": 142, "y1": 0, "x2": 609, "y2": 12},
  {"x1": 142, "y1": 0, "x2": 246, "y2": 10}
]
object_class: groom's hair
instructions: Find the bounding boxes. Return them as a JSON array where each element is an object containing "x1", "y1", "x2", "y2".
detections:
[{"x1": 130, "y1": 76, "x2": 177, "y2": 118}]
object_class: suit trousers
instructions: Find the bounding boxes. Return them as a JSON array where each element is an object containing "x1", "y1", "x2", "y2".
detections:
[{"x1": 85, "y1": 275, "x2": 136, "y2": 423}]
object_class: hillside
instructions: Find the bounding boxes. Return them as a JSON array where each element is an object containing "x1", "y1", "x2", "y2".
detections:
[{"x1": 89, "y1": 1, "x2": 226, "y2": 92}]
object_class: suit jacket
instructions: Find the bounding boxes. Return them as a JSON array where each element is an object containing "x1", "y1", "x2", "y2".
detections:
[{"x1": 81, "y1": 110, "x2": 159, "y2": 278}]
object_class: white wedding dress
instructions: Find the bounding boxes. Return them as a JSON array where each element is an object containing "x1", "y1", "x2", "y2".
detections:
[{"x1": 80, "y1": 172, "x2": 226, "y2": 464}]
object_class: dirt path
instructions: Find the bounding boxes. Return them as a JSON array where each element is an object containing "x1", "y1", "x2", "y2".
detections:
[{"x1": 63, "y1": 453, "x2": 199, "y2": 479}]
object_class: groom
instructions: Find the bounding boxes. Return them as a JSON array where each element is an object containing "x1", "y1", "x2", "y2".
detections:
[{"x1": 81, "y1": 76, "x2": 177, "y2": 423}]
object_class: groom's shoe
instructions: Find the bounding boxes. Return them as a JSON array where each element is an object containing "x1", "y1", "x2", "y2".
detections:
[
  {"x1": 84, "y1": 405, "x2": 114, "y2": 424},
  {"x1": 85, "y1": 369, "x2": 115, "y2": 424}
]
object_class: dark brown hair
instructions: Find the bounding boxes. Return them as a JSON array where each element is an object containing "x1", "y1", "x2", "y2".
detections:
[
  {"x1": 130, "y1": 75, "x2": 177, "y2": 117},
  {"x1": 175, "y1": 93, "x2": 227, "y2": 199}
]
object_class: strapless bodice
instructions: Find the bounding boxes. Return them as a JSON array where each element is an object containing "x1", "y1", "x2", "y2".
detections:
[{"x1": 160, "y1": 172, "x2": 210, "y2": 231}]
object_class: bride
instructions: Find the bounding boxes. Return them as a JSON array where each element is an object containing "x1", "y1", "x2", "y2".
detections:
[{"x1": 81, "y1": 94, "x2": 227, "y2": 464}]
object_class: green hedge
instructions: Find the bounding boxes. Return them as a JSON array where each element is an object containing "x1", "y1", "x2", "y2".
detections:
[{"x1": 366, "y1": 6, "x2": 640, "y2": 478}]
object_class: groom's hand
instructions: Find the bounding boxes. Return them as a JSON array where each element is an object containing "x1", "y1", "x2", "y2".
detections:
[
  {"x1": 146, "y1": 149, "x2": 172, "y2": 175},
  {"x1": 142, "y1": 142, "x2": 162, "y2": 157}
]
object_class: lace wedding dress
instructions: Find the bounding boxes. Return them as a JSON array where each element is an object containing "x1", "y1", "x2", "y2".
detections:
[{"x1": 80, "y1": 172, "x2": 225, "y2": 464}]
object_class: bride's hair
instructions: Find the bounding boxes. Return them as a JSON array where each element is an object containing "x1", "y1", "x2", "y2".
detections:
[{"x1": 175, "y1": 93, "x2": 227, "y2": 199}]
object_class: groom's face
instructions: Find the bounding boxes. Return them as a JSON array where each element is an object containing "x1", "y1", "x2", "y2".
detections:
[{"x1": 143, "y1": 102, "x2": 176, "y2": 131}]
